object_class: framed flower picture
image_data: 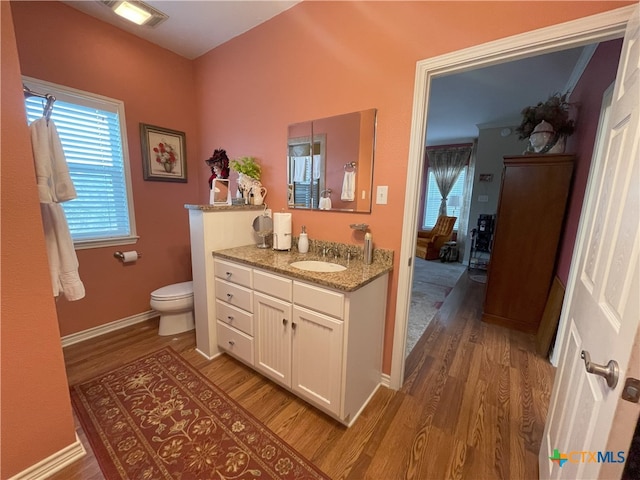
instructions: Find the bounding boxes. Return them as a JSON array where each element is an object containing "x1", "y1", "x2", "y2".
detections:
[{"x1": 140, "y1": 123, "x2": 187, "y2": 182}]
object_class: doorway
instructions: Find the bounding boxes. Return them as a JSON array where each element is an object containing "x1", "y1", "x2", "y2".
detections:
[{"x1": 391, "y1": 6, "x2": 634, "y2": 389}]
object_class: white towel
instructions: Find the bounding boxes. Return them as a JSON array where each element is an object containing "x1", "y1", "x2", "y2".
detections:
[
  {"x1": 30, "y1": 118, "x2": 77, "y2": 203},
  {"x1": 40, "y1": 203, "x2": 85, "y2": 301},
  {"x1": 30, "y1": 117, "x2": 85, "y2": 301},
  {"x1": 318, "y1": 197, "x2": 332, "y2": 210},
  {"x1": 293, "y1": 156, "x2": 308, "y2": 182},
  {"x1": 341, "y1": 171, "x2": 356, "y2": 201},
  {"x1": 313, "y1": 154, "x2": 321, "y2": 180}
]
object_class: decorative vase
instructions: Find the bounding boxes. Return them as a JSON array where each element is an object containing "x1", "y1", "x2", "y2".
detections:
[
  {"x1": 237, "y1": 173, "x2": 260, "y2": 204},
  {"x1": 249, "y1": 184, "x2": 267, "y2": 206},
  {"x1": 528, "y1": 120, "x2": 566, "y2": 154},
  {"x1": 163, "y1": 162, "x2": 174, "y2": 173}
]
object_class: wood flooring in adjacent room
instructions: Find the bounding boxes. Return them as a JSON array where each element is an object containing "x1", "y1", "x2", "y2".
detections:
[{"x1": 52, "y1": 271, "x2": 555, "y2": 480}]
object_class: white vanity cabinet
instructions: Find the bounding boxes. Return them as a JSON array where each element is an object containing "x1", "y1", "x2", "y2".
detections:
[{"x1": 213, "y1": 257, "x2": 388, "y2": 426}]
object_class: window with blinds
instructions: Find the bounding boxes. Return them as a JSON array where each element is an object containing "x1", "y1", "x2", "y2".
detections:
[
  {"x1": 423, "y1": 169, "x2": 466, "y2": 230},
  {"x1": 23, "y1": 78, "x2": 137, "y2": 248}
]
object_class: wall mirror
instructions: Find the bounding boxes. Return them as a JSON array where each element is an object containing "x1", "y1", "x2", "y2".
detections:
[{"x1": 287, "y1": 108, "x2": 376, "y2": 213}]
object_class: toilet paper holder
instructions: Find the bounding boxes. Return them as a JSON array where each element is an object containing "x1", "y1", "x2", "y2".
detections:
[{"x1": 114, "y1": 251, "x2": 142, "y2": 261}]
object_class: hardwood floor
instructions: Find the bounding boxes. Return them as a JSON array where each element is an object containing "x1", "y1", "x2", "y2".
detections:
[{"x1": 52, "y1": 271, "x2": 555, "y2": 479}]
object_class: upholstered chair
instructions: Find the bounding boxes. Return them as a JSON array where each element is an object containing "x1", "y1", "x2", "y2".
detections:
[{"x1": 415, "y1": 215, "x2": 457, "y2": 260}]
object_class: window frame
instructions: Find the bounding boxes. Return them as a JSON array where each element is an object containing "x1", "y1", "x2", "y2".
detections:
[{"x1": 23, "y1": 76, "x2": 138, "y2": 249}]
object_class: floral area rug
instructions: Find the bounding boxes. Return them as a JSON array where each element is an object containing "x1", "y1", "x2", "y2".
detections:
[
  {"x1": 70, "y1": 347, "x2": 329, "y2": 480},
  {"x1": 406, "y1": 258, "x2": 466, "y2": 357}
]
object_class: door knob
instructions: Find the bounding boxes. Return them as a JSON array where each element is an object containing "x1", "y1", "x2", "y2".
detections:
[{"x1": 581, "y1": 350, "x2": 619, "y2": 389}]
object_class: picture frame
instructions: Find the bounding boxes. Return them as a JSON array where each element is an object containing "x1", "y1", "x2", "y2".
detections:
[
  {"x1": 210, "y1": 179, "x2": 232, "y2": 205},
  {"x1": 140, "y1": 123, "x2": 187, "y2": 182}
]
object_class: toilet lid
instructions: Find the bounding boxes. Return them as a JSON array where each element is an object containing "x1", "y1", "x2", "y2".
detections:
[{"x1": 151, "y1": 281, "x2": 193, "y2": 300}]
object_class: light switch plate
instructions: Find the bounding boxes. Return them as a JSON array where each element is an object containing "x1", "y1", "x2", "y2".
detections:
[{"x1": 376, "y1": 186, "x2": 388, "y2": 204}]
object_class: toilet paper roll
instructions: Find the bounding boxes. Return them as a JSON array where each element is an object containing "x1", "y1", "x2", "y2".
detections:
[{"x1": 122, "y1": 251, "x2": 139, "y2": 263}]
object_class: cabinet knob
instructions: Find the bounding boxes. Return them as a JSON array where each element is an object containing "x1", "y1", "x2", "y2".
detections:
[
  {"x1": 227, "y1": 315, "x2": 234, "y2": 321},
  {"x1": 228, "y1": 340, "x2": 235, "y2": 347},
  {"x1": 282, "y1": 318, "x2": 288, "y2": 326},
  {"x1": 226, "y1": 293, "x2": 233, "y2": 300},
  {"x1": 226, "y1": 271, "x2": 232, "y2": 278},
  {"x1": 291, "y1": 322, "x2": 297, "y2": 330}
]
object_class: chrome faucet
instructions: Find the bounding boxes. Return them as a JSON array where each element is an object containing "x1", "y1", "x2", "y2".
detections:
[{"x1": 323, "y1": 246, "x2": 336, "y2": 260}]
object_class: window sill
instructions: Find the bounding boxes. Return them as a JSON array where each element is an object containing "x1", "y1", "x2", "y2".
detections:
[{"x1": 74, "y1": 236, "x2": 140, "y2": 250}]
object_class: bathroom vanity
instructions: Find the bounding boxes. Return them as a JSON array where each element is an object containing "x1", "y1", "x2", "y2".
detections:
[{"x1": 212, "y1": 245, "x2": 392, "y2": 426}]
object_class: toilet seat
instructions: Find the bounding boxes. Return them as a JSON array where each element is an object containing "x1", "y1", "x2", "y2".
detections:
[{"x1": 151, "y1": 281, "x2": 193, "y2": 301}]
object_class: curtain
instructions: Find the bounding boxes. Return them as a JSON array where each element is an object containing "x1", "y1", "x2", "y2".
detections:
[
  {"x1": 427, "y1": 145, "x2": 472, "y2": 216},
  {"x1": 456, "y1": 140, "x2": 477, "y2": 260}
]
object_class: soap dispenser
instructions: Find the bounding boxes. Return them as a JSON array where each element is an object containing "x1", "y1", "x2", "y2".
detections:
[{"x1": 298, "y1": 225, "x2": 309, "y2": 254}]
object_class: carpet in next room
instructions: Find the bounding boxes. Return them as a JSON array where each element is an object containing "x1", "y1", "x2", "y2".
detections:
[{"x1": 406, "y1": 258, "x2": 466, "y2": 357}]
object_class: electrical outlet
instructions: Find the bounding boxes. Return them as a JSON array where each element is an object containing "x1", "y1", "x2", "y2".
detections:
[{"x1": 376, "y1": 186, "x2": 388, "y2": 204}]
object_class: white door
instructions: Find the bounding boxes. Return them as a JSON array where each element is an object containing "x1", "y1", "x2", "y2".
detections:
[{"x1": 540, "y1": 8, "x2": 639, "y2": 480}]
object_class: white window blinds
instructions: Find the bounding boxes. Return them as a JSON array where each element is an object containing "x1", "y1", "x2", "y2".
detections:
[
  {"x1": 24, "y1": 78, "x2": 137, "y2": 247},
  {"x1": 423, "y1": 169, "x2": 466, "y2": 230}
]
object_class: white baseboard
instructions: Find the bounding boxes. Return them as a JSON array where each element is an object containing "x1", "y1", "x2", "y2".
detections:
[
  {"x1": 380, "y1": 372, "x2": 391, "y2": 389},
  {"x1": 195, "y1": 348, "x2": 222, "y2": 361},
  {"x1": 61, "y1": 310, "x2": 158, "y2": 347},
  {"x1": 9, "y1": 434, "x2": 85, "y2": 480}
]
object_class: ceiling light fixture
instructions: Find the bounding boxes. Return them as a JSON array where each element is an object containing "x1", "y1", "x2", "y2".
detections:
[
  {"x1": 114, "y1": 1, "x2": 152, "y2": 25},
  {"x1": 100, "y1": 1, "x2": 168, "y2": 27}
]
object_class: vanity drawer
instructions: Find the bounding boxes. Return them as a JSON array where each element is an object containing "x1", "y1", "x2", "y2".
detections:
[
  {"x1": 215, "y1": 278, "x2": 253, "y2": 312},
  {"x1": 216, "y1": 299, "x2": 253, "y2": 336},
  {"x1": 293, "y1": 281, "x2": 344, "y2": 319},
  {"x1": 217, "y1": 321, "x2": 254, "y2": 365},
  {"x1": 253, "y1": 269, "x2": 292, "y2": 302},
  {"x1": 214, "y1": 259, "x2": 252, "y2": 288}
]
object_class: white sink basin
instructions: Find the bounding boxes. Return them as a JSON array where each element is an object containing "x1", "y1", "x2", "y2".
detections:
[{"x1": 290, "y1": 260, "x2": 347, "y2": 273}]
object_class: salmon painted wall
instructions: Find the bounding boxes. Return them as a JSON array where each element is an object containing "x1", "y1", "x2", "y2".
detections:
[
  {"x1": 0, "y1": 3, "x2": 76, "y2": 476},
  {"x1": 557, "y1": 39, "x2": 623, "y2": 286},
  {"x1": 193, "y1": 1, "x2": 633, "y2": 373},
  {"x1": 10, "y1": 1, "x2": 201, "y2": 336}
]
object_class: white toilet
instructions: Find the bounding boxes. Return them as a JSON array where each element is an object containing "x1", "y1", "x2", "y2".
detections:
[{"x1": 150, "y1": 281, "x2": 195, "y2": 336}]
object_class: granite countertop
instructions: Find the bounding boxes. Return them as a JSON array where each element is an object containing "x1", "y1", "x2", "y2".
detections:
[
  {"x1": 213, "y1": 244, "x2": 393, "y2": 292},
  {"x1": 184, "y1": 204, "x2": 264, "y2": 211}
]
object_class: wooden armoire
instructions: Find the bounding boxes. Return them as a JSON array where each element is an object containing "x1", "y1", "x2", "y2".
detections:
[{"x1": 482, "y1": 154, "x2": 574, "y2": 334}]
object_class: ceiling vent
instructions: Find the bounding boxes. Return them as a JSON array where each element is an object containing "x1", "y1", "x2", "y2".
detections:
[{"x1": 99, "y1": 0, "x2": 168, "y2": 28}]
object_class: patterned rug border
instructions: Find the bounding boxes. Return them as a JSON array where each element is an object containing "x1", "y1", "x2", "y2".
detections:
[{"x1": 70, "y1": 347, "x2": 329, "y2": 479}]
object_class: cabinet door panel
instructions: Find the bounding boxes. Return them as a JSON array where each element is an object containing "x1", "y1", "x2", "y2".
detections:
[
  {"x1": 292, "y1": 306, "x2": 344, "y2": 416},
  {"x1": 254, "y1": 292, "x2": 292, "y2": 387}
]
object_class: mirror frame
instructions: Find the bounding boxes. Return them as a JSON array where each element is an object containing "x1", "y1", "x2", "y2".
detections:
[{"x1": 210, "y1": 178, "x2": 231, "y2": 205}]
